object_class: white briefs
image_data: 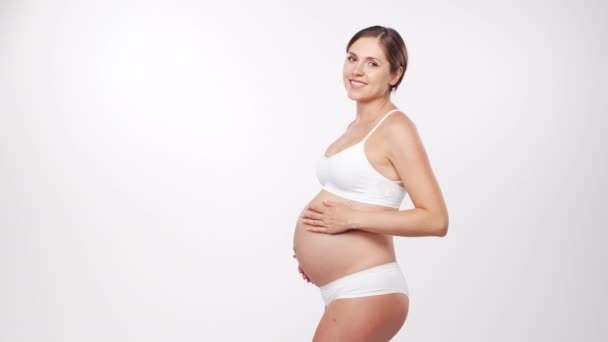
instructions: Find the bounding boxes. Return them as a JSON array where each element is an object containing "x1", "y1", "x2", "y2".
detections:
[{"x1": 319, "y1": 262, "x2": 409, "y2": 306}]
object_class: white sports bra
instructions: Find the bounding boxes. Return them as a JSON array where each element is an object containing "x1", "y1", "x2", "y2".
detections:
[{"x1": 316, "y1": 109, "x2": 407, "y2": 208}]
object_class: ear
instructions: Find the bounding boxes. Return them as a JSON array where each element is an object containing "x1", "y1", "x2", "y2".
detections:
[{"x1": 389, "y1": 66, "x2": 404, "y2": 86}]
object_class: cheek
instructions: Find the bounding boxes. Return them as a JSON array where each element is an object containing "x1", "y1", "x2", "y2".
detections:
[
  {"x1": 365, "y1": 72, "x2": 381, "y2": 85},
  {"x1": 343, "y1": 63, "x2": 352, "y2": 76},
  {"x1": 369, "y1": 71, "x2": 391, "y2": 87}
]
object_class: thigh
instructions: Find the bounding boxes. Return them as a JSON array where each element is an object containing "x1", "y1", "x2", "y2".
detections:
[{"x1": 312, "y1": 293, "x2": 409, "y2": 342}]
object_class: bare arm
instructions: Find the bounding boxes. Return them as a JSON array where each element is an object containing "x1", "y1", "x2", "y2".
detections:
[
  {"x1": 351, "y1": 113, "x2": 448, "y2": 237},
  {"x1": 348, "y1": 207, "x2": 445, "y2": 237}
]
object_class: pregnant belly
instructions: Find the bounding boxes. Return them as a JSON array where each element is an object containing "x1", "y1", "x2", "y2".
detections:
[{"x1": 293, "y1": 190, "x2": 397, "y2": 286}]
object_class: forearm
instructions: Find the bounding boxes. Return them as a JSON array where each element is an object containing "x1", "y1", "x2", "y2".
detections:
[{"x1": 349, "y1": 207, "x2": 447, "y2": 237}]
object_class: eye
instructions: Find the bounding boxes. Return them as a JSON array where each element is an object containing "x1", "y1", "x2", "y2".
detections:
[
  {"x1": 347, "y1": 56, "x2": 356, "y2": 62},
  {"x1": 368, "y1": 61, "x2": 378, "y2": 67}
]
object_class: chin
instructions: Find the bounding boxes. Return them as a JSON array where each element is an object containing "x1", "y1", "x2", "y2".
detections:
[{"x1": 346, "y1": 89, "x2": 373, "y2": 102}]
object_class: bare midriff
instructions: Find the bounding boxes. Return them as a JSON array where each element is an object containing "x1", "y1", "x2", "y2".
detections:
[{"x1": 293, "y1": 189, "x2": 399, "y2": 287}]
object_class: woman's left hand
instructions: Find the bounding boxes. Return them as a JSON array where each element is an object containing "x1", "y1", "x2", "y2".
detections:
[{"x1": 300, "y1": 200, "x2": 356, "y2": 234}]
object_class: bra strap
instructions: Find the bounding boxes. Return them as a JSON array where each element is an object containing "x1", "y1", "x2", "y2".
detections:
[{"x1": 362, "y1": 109, "x2": 401, "y2": 142}]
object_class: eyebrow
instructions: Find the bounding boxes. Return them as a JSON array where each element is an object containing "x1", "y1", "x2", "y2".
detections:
[{"x1": 347, "y1": 51, "x2": 383, "y2": 63}]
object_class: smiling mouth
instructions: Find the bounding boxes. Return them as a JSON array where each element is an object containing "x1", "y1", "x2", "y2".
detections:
[{"x1": 349, "y1": 79, "x2": 367, "y2": 88}]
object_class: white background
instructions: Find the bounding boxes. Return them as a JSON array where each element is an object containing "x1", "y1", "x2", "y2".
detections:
[{"x1": 1, "y1": 0, "x2": 607, "y2": 341}]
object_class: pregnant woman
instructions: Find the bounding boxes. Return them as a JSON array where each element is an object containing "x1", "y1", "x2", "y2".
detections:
[{"x1": 292, "y1": 26, "x2": 449, "y2": 341}]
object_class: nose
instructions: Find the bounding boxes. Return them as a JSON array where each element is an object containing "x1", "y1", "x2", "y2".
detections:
[{"x1": 352, "y1": 61, "x2": 364, "y2": 76}]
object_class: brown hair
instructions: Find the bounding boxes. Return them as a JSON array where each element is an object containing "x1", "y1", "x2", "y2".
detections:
[{"x1": 346, "y1": 25, "x2": 408, "y2": 92}]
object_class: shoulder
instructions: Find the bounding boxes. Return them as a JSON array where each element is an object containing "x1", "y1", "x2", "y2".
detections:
[
  {"x1": 383, "y1": 111, "x2": 425, "y2": 157},
  {"x1": 385, "y1": 110, "x2": 419, "y2": 141}
]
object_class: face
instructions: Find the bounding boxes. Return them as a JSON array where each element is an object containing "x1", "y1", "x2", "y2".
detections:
[{"x1": 343, "y1": 37, "x2": 402, "y2": 102}]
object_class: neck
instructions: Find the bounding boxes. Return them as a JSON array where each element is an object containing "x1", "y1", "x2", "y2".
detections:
[{"x1": 355, "y1": 95, "x2": 395, "y2": 122}]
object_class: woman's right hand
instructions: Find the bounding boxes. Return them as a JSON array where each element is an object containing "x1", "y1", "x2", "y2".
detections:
[{"x1": 293, "y1": 253, "x2": 311, "y2": 283}]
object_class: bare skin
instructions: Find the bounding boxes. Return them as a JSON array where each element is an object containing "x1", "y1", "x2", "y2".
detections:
[
  {"x1": 313, "y1": 294, "x2": 409, "y2": 342},
  {"x1": 293, "y1": 35, "x2": 449, "y2": 341},
  {"x1": 294, "y1": 188, "x2": 401, "y2": 286}
]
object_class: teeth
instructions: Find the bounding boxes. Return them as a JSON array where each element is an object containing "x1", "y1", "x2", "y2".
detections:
[{"x1": 351, "y1": 80, "x2": 365, "y2": 85}]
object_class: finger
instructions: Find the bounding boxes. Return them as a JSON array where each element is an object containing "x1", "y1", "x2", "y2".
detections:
[
  {"x1": 301, "y1": 218, "x2": 324, "y2": 227},
  {"x1": 307, "y1": 205, "x2": 323, "y2": 213},
  {"x1": 307, "y1": 227, "x2": 329, "y2": 234},
  {"x1": 301, "y1": 211, "x2": 323, "y2": 220},
  {"x1": 322, "y1": 200, "x2": 334, "y2": 206}
]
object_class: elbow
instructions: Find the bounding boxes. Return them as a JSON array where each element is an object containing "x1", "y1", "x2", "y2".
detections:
[{"x1": 434, "y1": 215, "x2": 449, "y2": 237}]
